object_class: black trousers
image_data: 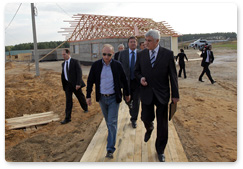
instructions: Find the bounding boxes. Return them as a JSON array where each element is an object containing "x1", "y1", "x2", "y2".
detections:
[
  {"x1": 199, "y1": 63, "x2": 214, "y2": 82},
  {"x1": 125, "y1": 79, "x2": 140, "y2": 122},
  {"x1": 141, "y1": 94, "x2": 168, "y2": 154},
  {"x1": 178, "y1": 63, "x2": 186, "y2": 78},
  {"x1": 64, "y1": 81, "x2": 87, "y2": 120}
]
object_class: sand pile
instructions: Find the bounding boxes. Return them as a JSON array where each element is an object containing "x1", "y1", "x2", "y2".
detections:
[{"x1": 5, "y1": 63, "x2": 103, "y2": 162}]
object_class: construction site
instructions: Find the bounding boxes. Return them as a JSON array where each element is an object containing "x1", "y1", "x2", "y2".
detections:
[{"x1": 5, "y1": 13, "x2": 237, "y2": 162}]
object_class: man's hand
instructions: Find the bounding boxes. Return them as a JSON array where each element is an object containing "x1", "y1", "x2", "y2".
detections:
[
  {"x1": 172, "y1": 98, "x2": 179, "y2": 104},
  {"x1": 140, "y1": 77, "x2": 148, "y2": 86},
  {"x1": 125, "y1": 95, "x2": 131, "y2": 103},
  {"x1": 86, "y1": 98, "x2": 92, "y2": 106},
  {"x1": 76, "y1": 85, "x2": 81, "y2": 90}
]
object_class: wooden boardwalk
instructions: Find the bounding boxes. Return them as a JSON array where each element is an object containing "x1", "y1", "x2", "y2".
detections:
[{"x1": 80, "y1": 101, "x2": 188, "y2": 162}]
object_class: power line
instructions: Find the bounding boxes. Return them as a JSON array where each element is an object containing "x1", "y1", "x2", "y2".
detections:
[
  {"x1": 56, "y1": 3, "x2": 72, "y2": 18},
  {"x1": 5, "y1": 3, "x2": 22, "y2": 31}
]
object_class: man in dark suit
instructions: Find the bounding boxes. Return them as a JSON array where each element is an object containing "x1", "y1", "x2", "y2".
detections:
[
  {"x1": 61, "y1": 49, "x2": 88, "y2": 124},
  {"x1": 86, "y1": 44, "x2": 130, "y2": 159},
  {"x1": 134, "y1": 30, "x2": 179, "y2": 162},
  {"x1": 199, "y1": 45, "x2": 216, "y2": 84},
  {"x1": 118, "y1": 36, "x2": 140, "y2": 128},
  {"x1": 114, "y1": 44, "x2": 124, "y2": 60}
]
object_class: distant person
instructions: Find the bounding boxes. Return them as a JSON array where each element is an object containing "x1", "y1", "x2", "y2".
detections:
[
  {"x1": 198, "y1": 45, "x2": 216, "y2": 84},
  {"x1": 134, "y1": 30, "x2": 179, "y2": 162},
  {"x1": 61, "y1": 49, "x2": 88, "y2": 124},
  {"x1": 86, "y1": 44, "x2": 130, "y2": 159},
  {"x1": 139, "y1": 42, "x2": 145, "y2": 50},
  {"x1": 114, "y1": 44, "x2": 125, "y2": 60},
  {"x1": 176, "y1": 49, "x2": 188, "y2": 78},
  {"x1": 118, "y1": 36, "x2": 140, "y2": 128}
]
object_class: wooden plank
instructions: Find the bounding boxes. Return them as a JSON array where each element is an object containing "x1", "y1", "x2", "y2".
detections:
[
  {"x1": 169, "y1": 121, "x2": 188, "y2": 162},
  {"x1": 6, "y1": 112, "x2": 60, "y2": 130},
  {"x1": 133, "y1": 116, "x2": 142, "y2": 162},
  {"x1": 6, "y1": 113, "x2": 57, "y2": 125},
  {"x1": 80, "y1": 119, "x2": 107, "y2": 162},
  {"x1": 7, "y1": 116, "x2": 60, "y2": 130},
  {"x1": 80, "y1": 101, "x2": 188, "y2": 162},
  {"x1": 6, "y1": 111, "x2": 54, "y2": 123}
]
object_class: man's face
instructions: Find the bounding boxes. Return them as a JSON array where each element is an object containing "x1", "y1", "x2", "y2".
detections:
[
  {"x1": 140, "y1": 43, "x2": 145, "y2": 50},
  {"x1": 118, "y1": 46, "x2": 124, "y2": 52},
  {"x1": 102, "y1": 47, "x2": 114, "y2": 64},
  {"x1": 145, "y1": 36, "x2": 159, "y2": 50},
  {"x1": 128, "y1": 38, "x2": 137, "y2": 50},
  {"x1": 62, "y1": 51, "x2": 70, "y2": 60}
]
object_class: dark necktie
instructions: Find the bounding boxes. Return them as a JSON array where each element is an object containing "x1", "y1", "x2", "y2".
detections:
[
  {"x1": 150, "y1": 50, "x2": 156, "y2": 67},
  {"x1": 130, "y1": 51, "x2": 135, "y2": 80},
  {"x1": 66, "y1": 61, "x2": 69, "y2": 80}
]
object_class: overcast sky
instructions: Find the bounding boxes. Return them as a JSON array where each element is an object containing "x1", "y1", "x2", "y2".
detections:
[{"x1": 3, "y1": 1, "x2": 237, "y2": 46}]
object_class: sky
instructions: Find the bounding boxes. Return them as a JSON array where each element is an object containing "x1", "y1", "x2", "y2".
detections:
[{"x1": 3, "y1": 1, "x2": 238, "y2": 46}]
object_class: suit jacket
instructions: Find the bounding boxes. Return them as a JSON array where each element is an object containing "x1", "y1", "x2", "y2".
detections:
[
  {"x1": 134, "y1": 46, "x2": 179, "y2": 105},
  {"x1": 176, "y1": 52, "x2": 188, "y2": 65},
  {"x1": 61, "y1": 58, "x2": 86, "y2": 91},
  {"x1": 86, "y1": 59, "x2": 130, "y2": 103},
  {"x1": 114, "y1": 52, "x2": 120, "y2": 60},
  {"x1": 118, "y1": 49, "x2": 140, "y2": 88},
  {"x1": 201, "y1": 50, "x2": 214, "y2": 67}
]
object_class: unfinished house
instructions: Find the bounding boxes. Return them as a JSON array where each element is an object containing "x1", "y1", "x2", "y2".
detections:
[{"x1": 59, "y1": 14, "x2": 180, "y2": 64}]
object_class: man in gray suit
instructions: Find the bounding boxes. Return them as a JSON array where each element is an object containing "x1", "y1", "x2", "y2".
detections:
[{"x1": 118, "y1": 36, "x2": 140, "y2": 128}]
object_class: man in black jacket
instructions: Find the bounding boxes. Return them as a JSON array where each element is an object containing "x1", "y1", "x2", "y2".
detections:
[
  {"x1": 118, "y1": 36, "x2": 140, "y2": 128},
  {"x1": 86, "y1": 44, "x2": 130, "y2": 159},
  {"x1": 114, "y1": 44, "x2": 124, "y2": 60},
  {"x1": 134, "y1": 30, "x2": 179, "y2": 162},
  {"x1": 61, "y1": 49, "x2": 88, "y2": 124},
  {"x1": 198, "y1": 45, "x2": 216, "y2": 84}
]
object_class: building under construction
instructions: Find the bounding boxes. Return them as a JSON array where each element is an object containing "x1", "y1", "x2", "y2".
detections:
[{"x1": 60, "y1": 14, "x2": 180, "y2": 64}]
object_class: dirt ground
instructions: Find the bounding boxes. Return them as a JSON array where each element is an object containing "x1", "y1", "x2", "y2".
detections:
[{"x1": 5, "y1": 45, "x2": 237, "y2": 162}]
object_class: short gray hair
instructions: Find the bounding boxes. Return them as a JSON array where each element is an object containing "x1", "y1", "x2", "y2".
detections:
[
  {"x1": 118, "y1": 44, "x2": 124, "y2": 49},
  {"x1": 145, "y1": 30, "x2": 160, "y2": 42}
]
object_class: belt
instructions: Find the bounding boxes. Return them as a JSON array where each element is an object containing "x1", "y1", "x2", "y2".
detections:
[{"x1": 101, "y1": 93, "x2": 115, "y2": 97}]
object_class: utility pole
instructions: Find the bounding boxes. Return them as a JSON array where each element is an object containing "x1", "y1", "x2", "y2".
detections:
[{"x1": 31, "y1": 3, "x2": 39, "y2": 76}]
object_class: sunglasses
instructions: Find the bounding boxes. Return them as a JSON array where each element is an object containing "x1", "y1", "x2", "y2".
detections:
[{"x1": 102, "y1": 53, "x2": 112, "y2": 57}]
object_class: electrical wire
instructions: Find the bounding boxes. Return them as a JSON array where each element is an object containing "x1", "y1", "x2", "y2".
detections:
[
  {"x1": 5, "y1": 3, "x2": 22, "y2": 31},
  {"x1": 56, "y1": 3, "x2": 72, "y2": 18}
]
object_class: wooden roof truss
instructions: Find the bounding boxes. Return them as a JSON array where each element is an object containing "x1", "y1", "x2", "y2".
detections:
[{"x1": 59, "y1": 14, "x2": 180, "y2": 42}]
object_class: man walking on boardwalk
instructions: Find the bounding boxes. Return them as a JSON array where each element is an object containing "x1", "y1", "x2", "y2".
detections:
[
  {"x1": 118, "y1": 36, "x2": 140, "y2": 128},
  {"x1": 134, "y1": 30, "x2": 179, "y2": 162},
  {"x1": 86, "y1": 44, "x2": 130, "y2": 159}
]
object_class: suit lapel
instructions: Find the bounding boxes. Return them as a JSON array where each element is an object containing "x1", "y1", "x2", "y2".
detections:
[{"x1": 144, "y1": 49, "x2": 152, "y2": 69}]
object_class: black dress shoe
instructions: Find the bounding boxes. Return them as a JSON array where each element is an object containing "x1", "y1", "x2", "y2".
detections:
[
  {"x1": 105, "y1": 151, "x2": 113, "y2": 159},
  {"x1": 144, "y1": 130, "x2": 152, "y2": 142},
  {"x1": 211, "y1": 80, "x2": 216, "y2": 84},
  {"x1": 84, "y1": 110, "x2": 88, "y2": 113},
  {"x1": 158, "y1": 154, "x2": 165, "y2": 162},
  {"x1": 199, "y1": 79, "x2": 204, "y2": 82},
  {"x1": 132, "y1": 121, "x2": 137, "y2": 128},
  {"x1": 60, "y1": 119, "x2": 71, "y2": 124}
]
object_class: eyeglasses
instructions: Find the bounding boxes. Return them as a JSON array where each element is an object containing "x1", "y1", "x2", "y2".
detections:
[{"x1": 102, "y1": 53, "x2": 112, "y2": 57}]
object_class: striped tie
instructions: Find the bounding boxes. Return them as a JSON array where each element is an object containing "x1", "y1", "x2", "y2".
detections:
[{"x1": 150, "y1": 50, "x2": 156, "y2": 67}]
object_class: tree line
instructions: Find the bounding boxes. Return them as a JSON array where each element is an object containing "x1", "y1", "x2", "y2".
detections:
[
  {"x1": 178, "y1": 32, "x2": 237, "y2": 42},
  {"x1": 5, "y1": 41, "x2": 70, "y2": 51}
]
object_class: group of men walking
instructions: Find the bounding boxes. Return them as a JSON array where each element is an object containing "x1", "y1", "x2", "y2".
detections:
[{"x1": 59, "y1": 29, "x2": 215, "y2": 162}]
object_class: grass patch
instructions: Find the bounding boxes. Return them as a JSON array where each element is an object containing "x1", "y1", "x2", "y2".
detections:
[{"x1": 212, "y1": 41, "x2": 237, "y2": 50}]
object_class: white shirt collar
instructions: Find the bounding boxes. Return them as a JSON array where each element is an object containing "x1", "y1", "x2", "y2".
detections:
[
  {"x1": 129, "y1": 48, "x2": 137, "y2": 54},
  {"x1": 150, "y1": 45, "x2": 159, "y2": 55}
]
